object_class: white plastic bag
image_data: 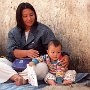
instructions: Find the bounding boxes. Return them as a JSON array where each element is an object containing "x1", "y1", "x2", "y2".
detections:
[{"x1": 27, "y1": 64, "x2": 38, "y2": 87}]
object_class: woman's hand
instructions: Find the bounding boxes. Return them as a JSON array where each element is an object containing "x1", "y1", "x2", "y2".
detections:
[
  {"x1": 60, "y1": 55, "x2": 69, "y2": 70},
  {"x1": 26, "y1": 49, "x2": 39, "y2": 59}
]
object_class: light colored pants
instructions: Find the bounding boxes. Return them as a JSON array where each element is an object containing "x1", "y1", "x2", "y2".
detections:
[
  {"x1": 44, "y1": 70, "x2": 76, "y2": 83},
  {"x1": 44, "y1": 72, "x2": 56, "y2": 83},
  {"x1": 0, "y1": 58, "x2": 48, "y2": 83}
]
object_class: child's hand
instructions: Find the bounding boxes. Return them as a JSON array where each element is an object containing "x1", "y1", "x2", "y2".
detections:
[{"x1": 29, "y1": 62, "x2": 35, "y2": 66}]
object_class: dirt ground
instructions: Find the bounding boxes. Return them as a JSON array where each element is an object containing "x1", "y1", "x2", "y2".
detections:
[{"x1": 42, "y1": 84, "x2": 90, "y2": 90}]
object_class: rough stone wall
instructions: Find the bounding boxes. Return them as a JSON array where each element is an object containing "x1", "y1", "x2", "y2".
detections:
[{"x1": 0, "y1": 0, "x2": 90, "y2": 72}]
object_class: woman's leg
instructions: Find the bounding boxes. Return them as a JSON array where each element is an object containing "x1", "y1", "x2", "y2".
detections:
[
  {"x1": 19, "y1": 62, "x2": 48, "y2": 85},
  {"x1": 0, "y1": 58, "x2": 18, "y2": 83},
  {"x1": 20, "y1": 62, "x2": 48, "y2": 81},
  {"x1": 0, "y1": 58, "x2": 26, "y2": 85},
  {"x1": 35, "y1": 62, "x2": 48, "y2": 80}
]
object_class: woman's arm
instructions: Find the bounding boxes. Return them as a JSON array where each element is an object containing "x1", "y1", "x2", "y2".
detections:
[
  {"x1": 60, "y1": 55, "x2": 69, "y2": 71},
  {"x1": 13, "y1": 49, "x2": 39, "y2": 59},
  {"x1": 7, "y1": 29, "x2": 39, "y2": 60}
]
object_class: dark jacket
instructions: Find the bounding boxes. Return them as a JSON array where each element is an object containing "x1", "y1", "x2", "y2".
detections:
[{"x1": 7, "y1": 22, "x2": 56, "y2": 62}]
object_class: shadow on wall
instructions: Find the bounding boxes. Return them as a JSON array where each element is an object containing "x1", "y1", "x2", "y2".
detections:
[
  {"x1": 69, "y1": 56, "x2": 80, "y2": 72},
  {"x1": 0, "y1": 44, "x2": 7, "y2": 57},
  {"x1": 0, "y1": 31, "x2": 7, "y2": 57},
  {"x1": 69, "y1": 55, "x2": 90, "y2": 73}
]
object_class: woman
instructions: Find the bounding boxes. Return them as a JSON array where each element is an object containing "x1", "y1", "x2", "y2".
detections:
[{"x1": 0, "y1": 2, "x2": 68, "y2": 86}]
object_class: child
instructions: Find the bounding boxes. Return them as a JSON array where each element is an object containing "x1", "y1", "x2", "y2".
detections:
[{"x1": 29, "y1": 40, "x2": 76, "y2": 85}]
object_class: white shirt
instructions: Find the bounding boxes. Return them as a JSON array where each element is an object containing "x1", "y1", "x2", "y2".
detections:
[{"x1": 25, "y1": 31, "x2": 29, "y2": 41}]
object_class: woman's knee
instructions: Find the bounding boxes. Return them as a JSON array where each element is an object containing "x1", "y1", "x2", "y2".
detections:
[{"x1": 35, "y1": 62, "x2": 48, "y2": 80}]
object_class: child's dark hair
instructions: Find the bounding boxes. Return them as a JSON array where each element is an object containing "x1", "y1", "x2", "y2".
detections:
[{"x1": 48, "y1": 40, "x2": 62, "y2": 49}]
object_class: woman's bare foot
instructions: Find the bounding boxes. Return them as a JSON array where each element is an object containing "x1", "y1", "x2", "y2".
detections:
[
  {"x1": 10, "y1": 74, "x2": 27, "y2": 86},
  {"x1": 23, "y1": 79, "x2": 28, "y2": 85}
]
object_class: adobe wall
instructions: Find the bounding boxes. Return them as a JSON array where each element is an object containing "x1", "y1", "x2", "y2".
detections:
[{"x1": 0, "y1": 0, "x2": 90, "y2": 72}]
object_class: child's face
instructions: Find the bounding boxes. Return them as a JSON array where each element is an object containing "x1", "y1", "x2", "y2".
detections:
[{"x1": 47, "y1": 44, "x2": 61, "y2": 61}]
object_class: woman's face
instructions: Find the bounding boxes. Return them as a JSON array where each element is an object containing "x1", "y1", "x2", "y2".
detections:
[{"x1": 22, "y1": 8, "x2": 35, "y2": 30}]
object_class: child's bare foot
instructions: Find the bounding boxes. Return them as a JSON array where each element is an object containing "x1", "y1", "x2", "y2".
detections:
[
  {"x1": 63, "y1": 80, "x2": 73, "y2": 85},
  {"x1": 50, "y1": 83, "x2": 57, "y2": 86},
  {"x1": 47, "y1": 79, "x2": 57, "y2": 86},
  {"x1": 10, "y1": 74, "x2": 27, "y2": 86}
]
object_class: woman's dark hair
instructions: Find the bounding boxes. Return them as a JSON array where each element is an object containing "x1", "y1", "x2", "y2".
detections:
[{"x1": 16, "y1": 2, "x2": 38, "y2": 31}]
